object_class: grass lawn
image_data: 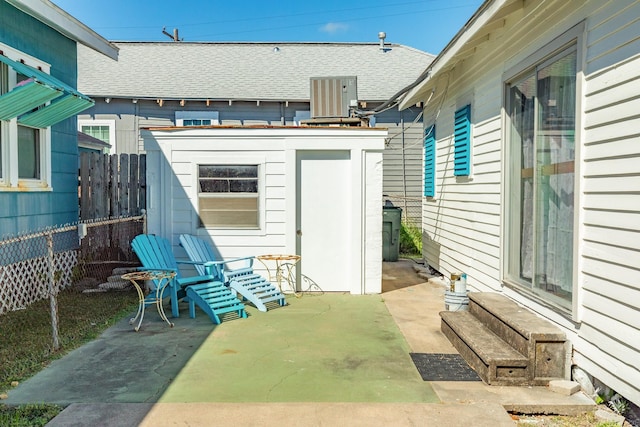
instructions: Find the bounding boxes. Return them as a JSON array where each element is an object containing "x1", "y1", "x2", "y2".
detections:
[{"x1": 0, "y1": 287, "x2": 138, "y2": 425}]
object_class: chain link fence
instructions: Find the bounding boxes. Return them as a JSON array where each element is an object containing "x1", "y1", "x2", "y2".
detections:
[
  {"x1": 383, "y1": 194, "x2": 422, "y2": 228},
  {"x1": 0, "y1": 215, "x2": 144, "y2": 317}
]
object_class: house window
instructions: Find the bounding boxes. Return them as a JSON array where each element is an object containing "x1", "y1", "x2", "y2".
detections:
[
  {"x1": 18, "y1": 125, "x2": 41, "y2": 179},
  {"x1": 79, "y1": 119, "x2": 116, "y2": 152},
  {"x1": 176, "y1": 111, "x2": 219, "y2": 126},
  {"x1": 198, "y1": 164, "x2": 259, "y2": 228},
  {"x1": 423, "y1": 124, "x2": 436, "y2": 197},
  {"x1": 505, "y1": 43, "x2": 578, "y2": 310},
  {"x1": 454, "y1": 104, "x2": 471, "y2": 176},
  {"x1": 0, "y1": 46, "x2": 53, "y2": 191},
  {"x1": 0, "y1": 62, "x2": 6, "y2": 181}
]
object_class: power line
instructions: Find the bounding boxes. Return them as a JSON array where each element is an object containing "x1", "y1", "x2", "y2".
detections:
[{"x1": 187, "y1": 5, "x2": 476, "y2": 40}]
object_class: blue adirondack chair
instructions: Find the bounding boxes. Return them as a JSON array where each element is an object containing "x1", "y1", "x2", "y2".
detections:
[
  {"x1": 131, "y1": 234, "x2": 247, "y2": 324},
  {"x1": 179, "y1": 234, "x2": 286, "y2": 312}
]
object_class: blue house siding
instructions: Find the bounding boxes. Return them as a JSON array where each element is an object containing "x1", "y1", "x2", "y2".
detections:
[{"x1": 0, "y1": 2, "x2": 80, "y2": 235}]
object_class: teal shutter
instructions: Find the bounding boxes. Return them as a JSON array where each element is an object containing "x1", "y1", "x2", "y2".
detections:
[
  {"x1": 423, "y1": 124, "x2": 436, "y2": 197},
  {"x1": 454, "y1": 104, "x2": 471, "y2": 176}
]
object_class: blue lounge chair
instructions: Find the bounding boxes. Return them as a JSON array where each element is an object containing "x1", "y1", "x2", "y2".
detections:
[
  {"x1": 179, "y1": 234, "x2": 286, "y2": 312},
  {"x1": 131, "y1": 234, "x2": 247, "y2": 324}
]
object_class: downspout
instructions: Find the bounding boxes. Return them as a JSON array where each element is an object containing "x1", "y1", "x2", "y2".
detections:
[
  {"x1": 401, "y1": 111, "x2": 408, "y2": 220},
  {"x1": 134, "y1": 100, "x2": 140, "y2": 152},
  {"x1": 280, "y1": 101, "x2": 285, "y2": 125}
]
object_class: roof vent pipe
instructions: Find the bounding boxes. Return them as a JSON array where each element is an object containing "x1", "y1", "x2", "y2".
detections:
[{"x1": 378, "y1": 32, "x2": 386, "y2": 51}]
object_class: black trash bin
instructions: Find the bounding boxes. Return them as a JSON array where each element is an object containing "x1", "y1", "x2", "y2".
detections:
[{"x1": 382, "y1": 206, "x2": 402, "y2": 262}]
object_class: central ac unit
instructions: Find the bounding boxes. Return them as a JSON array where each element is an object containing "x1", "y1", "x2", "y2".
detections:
[{"x1": 310, "y1": 76, "x2": 357, "y2": 118}]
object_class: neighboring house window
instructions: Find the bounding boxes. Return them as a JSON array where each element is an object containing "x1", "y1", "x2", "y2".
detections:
[
  {"x1": 505, "y1": 41, "x2": 578, "y2": 310},
  {"x1": 423, "y1": 124, "x2": 436, "y2": 197},
  {"x1": 198, "y1": 164, "x2": 259, "y2": 228},
  {"x1": 79, "y1": 119, "x2": 116, "y2": 152},
  {"x1": 453, "y1": 104, "x2": 471, "y2": 176},
  {"x1": 176, "y1": 111, "x2": 219, "y2": 126}
]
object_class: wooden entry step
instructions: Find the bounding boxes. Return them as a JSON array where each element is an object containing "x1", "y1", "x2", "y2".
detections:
[{"x1": 440, "y1": 292, "x2": 569, "y2": 386}]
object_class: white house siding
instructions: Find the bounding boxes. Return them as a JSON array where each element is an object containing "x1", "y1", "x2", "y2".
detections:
[
  {"x1": 420, "y1": 0, "x2": 640, "y2": 405},
  {"x1": 143, "y1": 127, "x2": 385, "y2": 295},
  {"x1": 577, "y1": 0, "x2": 640, "y2": 406},
  {"x1": 422, "y1": 62, "x2": 505, "y2": 293}
]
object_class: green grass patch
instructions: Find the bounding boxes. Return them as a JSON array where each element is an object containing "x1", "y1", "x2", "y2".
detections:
[
  {"x1": 399, "y1": 222, "x2": 422, "y2": 256},
  {"x1": 0, "y1": 403, "x2": 63, "y2": 427}
]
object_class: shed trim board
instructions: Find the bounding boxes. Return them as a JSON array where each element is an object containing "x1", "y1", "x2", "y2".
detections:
[
  {"x1": 142, "y1": 127, "x2": 385, "y2": 295},
  {"x1": 403, "y1": 0, "x2": 640, "y2": 406}
]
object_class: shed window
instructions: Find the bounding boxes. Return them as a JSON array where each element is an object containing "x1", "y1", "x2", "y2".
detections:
[
  {"x1": 454, "y1": 104, "x2": 471, "y2": 176},
  {"x1": 198, "y1": 165, "x2": 259, "y2": 228},
  {"x1": 423, "y1": 124, "x2": 436, "y2": 197}
]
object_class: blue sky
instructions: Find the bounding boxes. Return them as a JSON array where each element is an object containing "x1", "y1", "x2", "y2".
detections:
[{"x1": 52, "y1": 0, "x2": 483, "y2": 55}]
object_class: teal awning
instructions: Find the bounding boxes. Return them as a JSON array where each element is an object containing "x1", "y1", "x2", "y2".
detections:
[
  {"x1": 19, "y1": 94, "x2": 93, "y2": 128},
  {"x1": 0, "y1": 79, "x2": 62, "y2": 120},
  {"x1": 0, "y1": 54, "x2": 94, "y2": 127}
]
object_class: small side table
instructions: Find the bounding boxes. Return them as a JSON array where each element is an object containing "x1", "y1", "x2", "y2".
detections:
[
  {"x1": 256, "y1": 254, "x2": 301, "y2": 297},
  {"x1": 121, "y1": 270, "x2": 176, "y2": 331}
]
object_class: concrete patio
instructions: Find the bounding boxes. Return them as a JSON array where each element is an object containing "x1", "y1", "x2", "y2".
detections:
[{"x1": 3, "y1": 259, "x2": 594, "y2": 426}]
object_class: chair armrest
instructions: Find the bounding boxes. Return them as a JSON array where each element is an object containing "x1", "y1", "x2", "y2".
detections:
[
  {"x1": 177, "y1": 274, "x2": 217, "y2": 287},
  {"x1": 177, "y1": 260, "x2": 225, "y2": 279},
  {"x1": 218, "y1": 255, "x2": 255, "y2": 270},
  {"x1": 176, "y1": 260, "x2": 226, "y2": 266}
]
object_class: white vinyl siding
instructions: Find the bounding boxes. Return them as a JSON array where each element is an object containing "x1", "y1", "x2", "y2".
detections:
[
  {"x1": 578, "y1": 0, "x2": 640, "y2": 405},
  {"x1": 419, "y1": 0, "x2": 640, "y2": 406}
]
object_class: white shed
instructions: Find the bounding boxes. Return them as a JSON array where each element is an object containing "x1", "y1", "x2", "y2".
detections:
[{"x1": 142, "y1": 126, "x2": 386, "y2": 295}]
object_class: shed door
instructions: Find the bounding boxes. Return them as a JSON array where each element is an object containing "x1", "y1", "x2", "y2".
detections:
[{"x1": 297, "y1": 151, "x2": 351, "y2": 292}]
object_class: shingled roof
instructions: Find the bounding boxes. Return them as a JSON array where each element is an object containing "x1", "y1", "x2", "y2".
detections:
[{"x1": 78, "y1": 41, "x2": 434, "y2": 103}]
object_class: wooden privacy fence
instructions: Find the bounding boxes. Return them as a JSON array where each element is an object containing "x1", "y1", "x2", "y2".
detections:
[{"x1": 79, "y1": 153, "x2": 146, "y2": 220}]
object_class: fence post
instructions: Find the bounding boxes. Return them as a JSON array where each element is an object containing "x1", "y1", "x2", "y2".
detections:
[{"x1": 46, "y1": 232, "x2": 60, "y2": 351}]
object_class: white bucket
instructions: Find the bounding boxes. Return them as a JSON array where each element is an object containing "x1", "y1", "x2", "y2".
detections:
[{"x1": 444, "y1": 290, "x2": 469, "y2": 311}]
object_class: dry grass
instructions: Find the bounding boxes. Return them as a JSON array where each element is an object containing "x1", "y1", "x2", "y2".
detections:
[
  {"x1": 1, "y1": 287, "x2": 137, "y2": 391},
  {"x1": 514, "y1": 407, "x2": 635, "y2": 427},
  {"x1": 0, "y1": 287, "x2": 138, "y2": 424}
]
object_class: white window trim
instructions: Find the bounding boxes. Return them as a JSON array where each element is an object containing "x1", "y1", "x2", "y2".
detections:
[
  {"x1": 501, "y1": 22, "x2": 585, "y2": 318},
  {"x1": 0, "y1": 42, "x2": 53, "y2": 192},
  {"x1": 78, "y1": 119, "x2": 116, "y2": 153},
  {"x1": 175, "y1": 111, "x2": 219, "y2": 126},
  {"x1": 193, "y1": 155, "x2": 266, "y2": 236}
]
